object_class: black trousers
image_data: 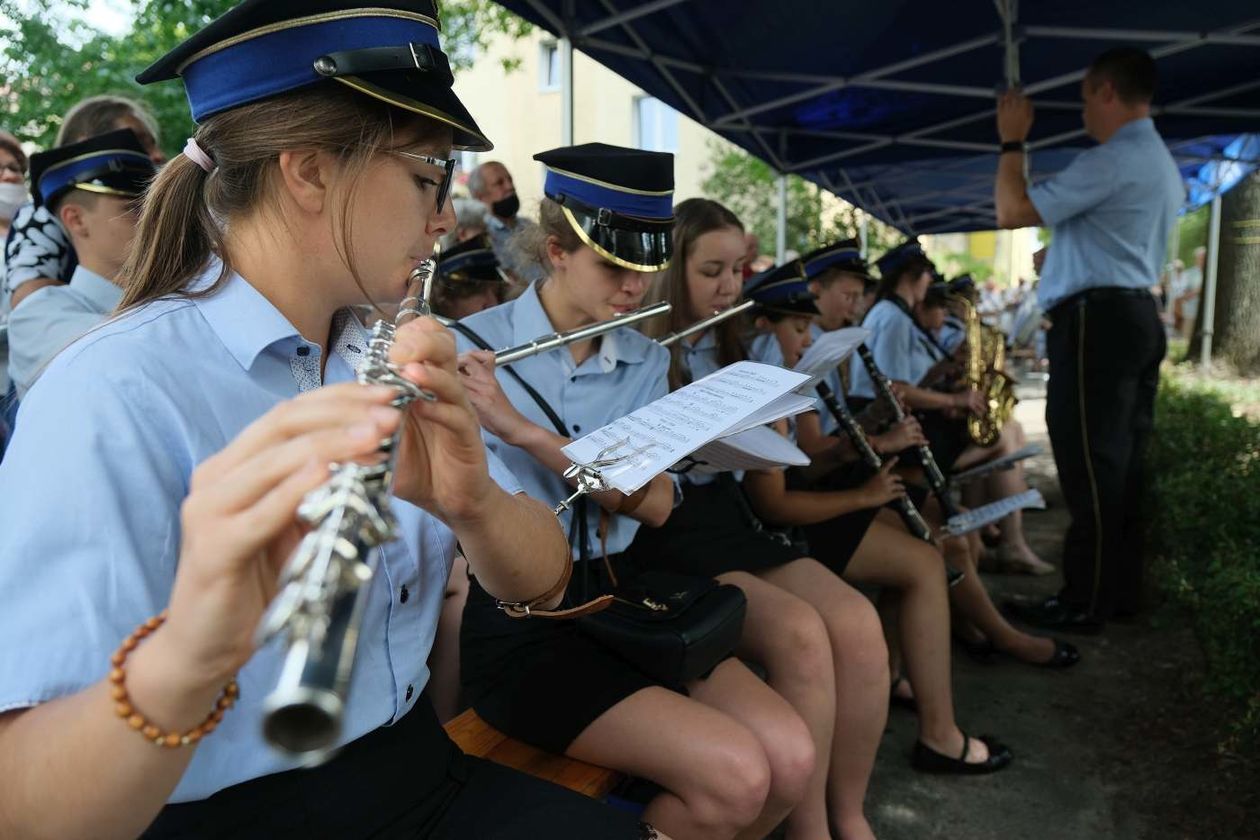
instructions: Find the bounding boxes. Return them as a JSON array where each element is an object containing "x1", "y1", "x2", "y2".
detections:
[{"x1": 1045, "y1": 289, "x2": 1165, "y2": 618}]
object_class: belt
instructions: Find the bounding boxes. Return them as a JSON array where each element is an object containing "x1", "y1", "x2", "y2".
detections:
[{"x1": 1049, "y1": 286, "x2": 1153, "y2": 315}]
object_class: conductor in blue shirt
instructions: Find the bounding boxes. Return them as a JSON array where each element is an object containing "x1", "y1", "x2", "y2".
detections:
[{"x1": 993, "y1": 48, "x2": 1184, "y2": 631}]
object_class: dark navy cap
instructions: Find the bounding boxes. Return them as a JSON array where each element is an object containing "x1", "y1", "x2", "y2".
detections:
[
  {"x1": 801, "y1": 237, "x2": 870, "y2": 280},
  {"x1": 136, "y1": 0, "x2": 491, "y2": 151},
  {"x1": 534, "y1": 142, "x2": 674, "y2": 272},
  {"x1": 29, "y1": 129, "x2": 156, "y2": 209},
  {"x1": 923, "y1": 281, "x2": 952, "y2": 308},
  {"x1": 437, "y1": 233, "x2": 504, "y2": 284},
  {"x1": 744, "y1": 259, "x2": 819, "y2": 317},
  {"x1": 949, "y1": 273, "x2": 977, "y2": 294},
  {"x1": 874, "y1": 238, "x2": 933, "y2": 280}
]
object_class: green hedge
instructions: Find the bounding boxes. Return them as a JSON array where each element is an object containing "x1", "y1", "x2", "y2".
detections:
[{"x1": 1147, "y1": 372, "x2": 1260, "y2": 752}]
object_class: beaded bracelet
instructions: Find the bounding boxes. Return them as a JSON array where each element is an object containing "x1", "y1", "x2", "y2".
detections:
[{"x1": 108, "y1": 610, "x2": 239, "y2": 748}]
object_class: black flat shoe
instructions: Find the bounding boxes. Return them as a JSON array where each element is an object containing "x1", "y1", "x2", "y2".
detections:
[
  {"x1": 912, "y1": 732, "x2": 1013, "y2": 775},
  {"x1": 1003, "y1": 595, "x2": 1104, "y2": 635},
  {"x1": 1038, "y1": 639, "x2": 1080, "y2": 668}
]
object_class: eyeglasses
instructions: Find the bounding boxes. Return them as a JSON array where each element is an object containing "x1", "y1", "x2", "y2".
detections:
[{"x1": 389, "y1": 150, "x2": 456, "y2": 213}]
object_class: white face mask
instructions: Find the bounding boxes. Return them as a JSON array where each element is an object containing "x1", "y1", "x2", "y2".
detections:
[{"x1": 0, "y1": 181, "x2": 29, "y2": 223}]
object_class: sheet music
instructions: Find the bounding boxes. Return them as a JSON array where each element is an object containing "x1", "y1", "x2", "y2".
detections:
[
  {"x1": 562, "y1": 361, "x2": 812, "y2": 493},
  {"x1": 940, "y1": 489, "x2": 1046, "y2": 537},
  {"x1": 794, "y1": 327, "x2": 870, "y2": 380},
  {"x1": 676, "y1": 425, "x2": 811, "y2": 475},
  {"x1": 950, "y1": 444, "x2": 1044, "y2": 485}
]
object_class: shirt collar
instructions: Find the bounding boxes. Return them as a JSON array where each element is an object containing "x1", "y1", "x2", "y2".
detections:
[
  {"x1": 1110, "y1": 117, "x2": 1154, "y2": 143},
  {"x1": 190, "y1": 261, "x2": 304, "y2": 371},
  {"x1": 682, "y1": 328, "x2": 717, "y2": 354},
  {"x1": 509, "y1": 282, "x2": 648, "y2": 372},
  {"x1": 486, "y1": 214, "x2": 515, "y2": 232},
  {"x1": 67, "y1": 265, "x2": 123, "y2": 313}
]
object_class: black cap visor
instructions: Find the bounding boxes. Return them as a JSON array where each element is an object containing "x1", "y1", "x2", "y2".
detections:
[{"x1": 559, "y1": 204, "x2": 673, "y2": 273}]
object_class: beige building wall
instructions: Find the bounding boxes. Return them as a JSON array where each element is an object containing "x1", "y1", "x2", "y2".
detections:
[{"x1": 452, "y1": 30, "x2": 724, "y2": 211}]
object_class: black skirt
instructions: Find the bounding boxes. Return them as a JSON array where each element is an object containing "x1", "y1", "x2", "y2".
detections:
[
  {"x1": 786, "y1": 461, "x2": 881, "y2": 576},
  {"x1": 914, "y1": 411, "x2": 972, "y2": 472},
  {"x1": 629, "y1": 476, "x2": 808, "y2": 577},
  {"x1": 460, "y1": 559, "x2": 670, "y2": 756},
  {"x1": 142, "y1": 694, "x2": 650, "y2": 839}
]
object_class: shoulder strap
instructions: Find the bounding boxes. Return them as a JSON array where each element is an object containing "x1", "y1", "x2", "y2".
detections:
[{"x1": 446, "y1": 318, "x2": 612, "y2": 619}]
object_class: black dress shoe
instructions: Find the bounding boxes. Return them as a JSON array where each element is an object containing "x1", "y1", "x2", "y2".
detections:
[
  {"x1": 1038, "y1": 639, "x2": 1081, "y2": 668},
  {"x1": 912, "y1": 732, "x2": 1013, "y2": 775},
  {"x1": 1003, "y1": 596, "x2": 1104, "y2": 635}
]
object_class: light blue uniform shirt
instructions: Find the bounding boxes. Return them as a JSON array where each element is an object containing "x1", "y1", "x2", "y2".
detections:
[
  {"x1": 7, "y1": 265, "x2": 122, "y2": 397},
  {"x1": 0, "y1": 262, "x2": 522, "y2": 803},
  {"x1": 1028, "y1": 118, "x2": 1185, "y2": 311},
  {"x1": 849, "y1": 298, "x2": 944, "y2": 399},
  {"x1": 937, "y1": 314, "x2": 966, "y2": 355},
  {"x1": 457, "y1": 283, "x2": 669, "y2": 559}
]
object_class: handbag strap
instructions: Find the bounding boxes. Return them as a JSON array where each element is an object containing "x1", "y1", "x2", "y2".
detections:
[{"x1": 448, "y1": 318, "x2": 613, "y2": 620}]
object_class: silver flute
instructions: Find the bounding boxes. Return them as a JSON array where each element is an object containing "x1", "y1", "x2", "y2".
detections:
[
  {"x1": 494, "y1": 301, "x2": 671, "y2": 364},
  {"x1": 657, "y1": 299, "x2": 755, "y2": 348},
  {"x1": 256, "y1": 260, "x2": 437, "y2": 761}
]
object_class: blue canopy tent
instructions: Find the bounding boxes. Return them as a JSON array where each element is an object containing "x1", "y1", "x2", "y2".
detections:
[{"x1": 489, "y1": 0, "x2": 1258, "y2": 233}]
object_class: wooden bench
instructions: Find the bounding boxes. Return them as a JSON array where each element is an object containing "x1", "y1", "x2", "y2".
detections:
[{"x1": 444, "y1": 708, "x2": 623, "y2": 799}]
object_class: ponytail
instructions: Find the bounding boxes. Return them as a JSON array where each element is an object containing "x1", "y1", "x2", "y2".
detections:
[{"x1": 117, "y1": 153, "x2": 222, "y2": 311}]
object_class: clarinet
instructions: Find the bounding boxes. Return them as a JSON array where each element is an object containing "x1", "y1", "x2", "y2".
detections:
[
  {"x1": 816, "y1": 381, "x2": 932, "y2": 542},
  {"x1": 817, "y1": 381, "x2": 964, "y2": 586},
  {"x1": 256, "y1": 261, "x2": 438, "y2": 760},
  {"x1": 855, "y1": 344, "x2": 962, "y2": 520}
]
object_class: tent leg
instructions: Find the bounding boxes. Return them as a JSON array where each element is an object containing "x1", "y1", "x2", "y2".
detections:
[
  {"x1": 1200, "y1": 191, "x2": 1222, "y2": 368},
  {"x1": 560, "y1": 36, "x2": 574, "y2": 146},
  {"x1": 776, "y1": 173, "x2": 788, "y2": 262}
]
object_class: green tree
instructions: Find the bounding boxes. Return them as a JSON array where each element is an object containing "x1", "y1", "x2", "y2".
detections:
[
  {"x1": 701, "y1": 139, "x2": 900, "y2": 260},
  {"x1": 0, "y1": 0, "x2": 532, "y2": 156}
]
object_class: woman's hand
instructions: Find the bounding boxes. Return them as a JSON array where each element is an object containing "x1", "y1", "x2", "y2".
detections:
[
  {"x1": 457, "y1": 350, "x2": 536, "y2": 446},
  {"x1": 859, "y1": 457, "x2": 906, "y2": 508},
  {"x1": 388, "y1": 318, "x2": 497, "y2": 522},
  {"x1": 165, "y1": 383, "x2": 402, "y2": 685},
  {"x1": 873, "y1": 417, "x2": 928, "y2": 454},
  {"x1": 954, "y1": 387, "x2": 987, "y2": 416}
]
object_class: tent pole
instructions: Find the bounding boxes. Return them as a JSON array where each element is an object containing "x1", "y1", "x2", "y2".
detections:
[
  {"x1": 776, "y1": 173, "x2": 788, "y2": 262},
  {"x1": 560, "y1": 36, "x2": 574, "y2": 146},
  {"x1": 1200, "y1": 191, "x2": 1222, "y2": 368}
]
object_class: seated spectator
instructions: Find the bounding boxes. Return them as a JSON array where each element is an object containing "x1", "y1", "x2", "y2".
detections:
[
  {"x1": 0, "y1": 130, "x2": 27, "y2": 242},
  {"x1": 7, "y1": 130, "x2": 155, "y2": 398},
  {"x1": 4, "y1": 95, "x2": 164, "y2": 311},
  {"x1": 438, "y1": 196, "x2": 488, "y2": 251},
  {"x1": 468, "y1": 160, "x2": 545, "y2": 285}
]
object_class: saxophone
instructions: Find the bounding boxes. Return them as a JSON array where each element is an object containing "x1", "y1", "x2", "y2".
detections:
[{"x1": 954, "y1": 294, "x2": 1016, "y2": 447}]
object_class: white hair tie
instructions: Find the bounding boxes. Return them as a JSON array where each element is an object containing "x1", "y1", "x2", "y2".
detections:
[{"x1": 183, "y1": 137, "x2": 216, "y2": 173}]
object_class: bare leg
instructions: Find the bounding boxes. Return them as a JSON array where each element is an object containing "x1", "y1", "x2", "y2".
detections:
[
  {"x1": 946, "y1": 534, "x2": 1060, "y2": 664},
  {"x1": 567, "y1": 661, "x2": 813, "y2": 840},
  {"x1": 760, "y1": 558, "x2": 889, "y2": 840},
  {"x1": 717, "y1": 571, "x2": 835, "y2": 840},
  {"x1": 841, "y1": 522, "x2": 989, "y2": 765},
  {"x1": 428, "y1": 554, "x2": 469, "y2": 724}
]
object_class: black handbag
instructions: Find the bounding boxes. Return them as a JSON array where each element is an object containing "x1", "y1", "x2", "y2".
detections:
[
  {"x1": 447, "y1": 319, "x2": 748, "y2": 689},
  {"x1": 578, "y1": 568, "x2": 747, "y2": 690}
]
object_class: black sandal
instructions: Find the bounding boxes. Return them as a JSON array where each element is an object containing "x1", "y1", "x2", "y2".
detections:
[{"x1": 912, "y1": 732, "x2": 1013, "y2": 775}]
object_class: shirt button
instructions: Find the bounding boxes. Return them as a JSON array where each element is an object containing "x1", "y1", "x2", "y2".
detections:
[
  {"x1": 572, "y1": 424, "x2": 581, "y2": 433},
  {"x1": 400, "y1": 584, "x2": 410, "y2": 604},
  {"x1": 405, "y1": 684, "x2": 414, "y2": 701},
  {"x1": 570, "y1": 376, "x2": 577, "y2": 383},
  {"x1": 296, "y1": 345, "x2": 310, "y2": 357}
]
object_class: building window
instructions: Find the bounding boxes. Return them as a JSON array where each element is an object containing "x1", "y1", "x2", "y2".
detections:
[
  {"x1": 540, "y1": 41, "x2": 560, "y2": 91},
  {"x1": 635, "y1": 96, "x2": 679, "y2": 153}
]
